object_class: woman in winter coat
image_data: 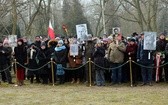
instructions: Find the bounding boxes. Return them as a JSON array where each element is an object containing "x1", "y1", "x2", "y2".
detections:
[
  {"x1": 126, "y1": 38, "x2": 138, "y2": 86},
  {"x1": 37, "y1": 42, "x2": 49, "y2": 84},
  {"x1": 68, "y1": 41, "x2": 83, "y2": 84},
  {"x1": 14, "y1": 38, "x2": 27, "y2": 86},
  {"x1": 46, "y1": 39, "x2": 58, "y2": 83},
  {"x1": 93, "y1": 40, "x2": 105, "y2": 86},
  {"x1": 54, "y1": 40, "x2": 67, "y2": 84},
  {"x1": 27, "y1": 43, "x2": 40, "y2": 84}
]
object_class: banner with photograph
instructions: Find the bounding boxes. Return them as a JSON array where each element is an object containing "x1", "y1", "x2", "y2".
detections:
[
  {"x1": 112, "y1": 27, "x2": 120, "y2": 35},
  {"x1": 70, "y1": 44, "x2": 78, "y2": 56},
  {"x1": 76, "y1": 24, "x2": 88, "y2": 41},
  {"x1": 8, "y1": 35, "x2": 17, "y2": 47},
  {"x1": 143, "y1": 32, "x2": 156, "y2": 50}
]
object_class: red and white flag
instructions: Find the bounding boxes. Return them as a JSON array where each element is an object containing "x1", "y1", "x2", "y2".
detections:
[{"x1": 48, "y1": 20, "x2": 55, "y2": 39}]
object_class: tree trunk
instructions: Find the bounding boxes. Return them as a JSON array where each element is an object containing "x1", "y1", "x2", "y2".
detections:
[{"x1": 11, "y1": 0, "x2": 17, "y2": 35}]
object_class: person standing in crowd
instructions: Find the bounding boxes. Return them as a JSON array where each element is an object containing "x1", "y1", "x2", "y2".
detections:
[
  {"x1": 14, "y1": 38, "x2": 27, "y2": 86},
  {"x1": 68, "y1": 38, "x2": 83, "y2": 84},
  {"x1": 46, "y1": 39, "x2": 58, "y2": 83},
  {"x1": 137, "y1": 33, "x2": 153, "y2": 86},
  {"x1": 63, "y1": 38, "x2": 70, "y2": 82},
  {"x1": 27, "y1": 43, "x2": 40, "y2": 84},
  {"x1": 126, "y1": 38, "x2": 138, "y2": 86},
  {"x1": 34, "y1": 36, "x2": 42, "y2": 48},
  {"x1": 37, "y1": 42, "x2": 49, "y2": 84},
  {"x1": 54, "y1": 40, "x2": 67, "y2": 84},
  {"x1": 0, "y1": 40, "x2": 14, "y2": 84},
  {"x1": 155, "y1": 33, "x2": 167, "y2": 82},
  {"x1": 93, "y1": 40, "x2": 105, "y2": 86},
  {"x1": 107, "y1": 35, "x2": 126, "y2": 85},
  {"x1": 84, "y1": 34, "x2": 96, "y2": 85}
]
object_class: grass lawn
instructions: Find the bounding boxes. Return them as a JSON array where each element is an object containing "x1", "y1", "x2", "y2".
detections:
[{"x1": 0, "y1": 81, "x2": 168, "y2": 105}]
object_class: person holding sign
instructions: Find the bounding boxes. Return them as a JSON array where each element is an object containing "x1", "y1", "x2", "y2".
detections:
[
  {"x1": 68, "y1": 40, "x2": 83, "y2": 84},
  {"x1": 137, "y1": 32, "x2": 154, "y2": 86}
]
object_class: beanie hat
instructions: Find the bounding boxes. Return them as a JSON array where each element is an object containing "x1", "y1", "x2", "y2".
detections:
[
  {"x1": 58, "y1": 40, "x2": 64, "y2": 45},
  {"x1": 17, "y1": 38, "x2": 24, "y2": 43},
  {"x1": 159, "y1": 32, "x2": 166, "y2": 36}
]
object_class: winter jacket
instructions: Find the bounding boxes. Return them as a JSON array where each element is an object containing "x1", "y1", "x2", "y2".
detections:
[
  {"x1": 137, "y1": 39, "x2": 153, "y2": 64},
  {"x1": 93, "y1": 46, "x2": 105, "y2": 68},
  {"x1": 54, "y1": 45, "x2": 67, "y2": 64},
  {"x1": 156, "y1": 39, "x2": 167, "y2": 52},
  {"x1": 14, "y1": 45, "x2": 27, "y2": 67},
  {"x1": 0, "y1": 46, "x2": 9, "y2": 65},
  {"x1": 107, "y1": 41, "x2": 126, "y2": 63},
  {"x1": 126, "y1": 43, "x2": 138, "y2": 61}
]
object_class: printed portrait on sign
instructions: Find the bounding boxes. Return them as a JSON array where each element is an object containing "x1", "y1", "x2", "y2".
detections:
[
  {"x1": 70, "y1": 44, "x2": 78, "y2": 56},
  {"x1": 112, "y1": 27, "x2": 120, "y2": 35},
  {"x1": 144, "y1": 32, "x2": 156, "y2": 50},
  {"x1": 76, "y1": 24, "x2": 88, "y2": 41},
  {"x1": 8, "y1": 35, "x2": 17, "y2": 47}
]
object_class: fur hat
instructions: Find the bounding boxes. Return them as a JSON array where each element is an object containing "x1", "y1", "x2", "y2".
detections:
[{"x1": 48, "y1": 39, "x2": 58, "y2": 47}]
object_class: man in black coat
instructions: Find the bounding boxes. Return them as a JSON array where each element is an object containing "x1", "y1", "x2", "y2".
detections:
[{"x1": 0, "y1": 40, "x2": 13, "y2": 84}]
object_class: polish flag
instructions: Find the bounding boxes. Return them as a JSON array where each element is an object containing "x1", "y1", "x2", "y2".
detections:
[{"x1": 48, "y1": 20, "x2": 55, "y2": 39}]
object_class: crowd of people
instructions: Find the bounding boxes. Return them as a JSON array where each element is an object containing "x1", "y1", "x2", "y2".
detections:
[{"x1": 0, "y1": 32, "x2": 168, "y2": 87}]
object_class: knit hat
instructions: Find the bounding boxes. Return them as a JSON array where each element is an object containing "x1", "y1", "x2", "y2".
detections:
[
  {"x1": 58, "y1": 40, "x2": 64, "y2": 45},
  {"x1": 3, "y1": 38, "x2": 9, "y2": 45},
  {"x1": 159, "y1": 32, "x2": 166, "y2": 36},
  {"x1": 130, "y1": 38, "x2": 136, "y2": 42},
  {"x1": 17, "y1": 38, "x2": 24, "y2": 43},
  {"x1": 140, "y1": 32, "x2": 144, "y2": 35}
]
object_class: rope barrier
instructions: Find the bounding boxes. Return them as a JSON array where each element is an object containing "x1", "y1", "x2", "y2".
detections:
[
  {"x1": 2, "y1": 59, "x2": 168, "y2": 73},
  {"x1": 62, "y1": 61, "x2": 89, "y2": 70},
  {"x1": 132, "y1": 60, "x2": 168, "y2": 69},
  {"x1": 91, "y1": 60, "x2": 129, "y2": 70},
  {"x1": 16, "y1": 62, "x2": 51, "y2": 71},
  {"x1": 0, "y1": 65, "x2": 11, "y2": 73}
]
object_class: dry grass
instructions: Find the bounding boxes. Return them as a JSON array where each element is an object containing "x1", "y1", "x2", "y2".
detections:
[{"x1": 0, "y1": 82, "x2": 168, "y2": 105}]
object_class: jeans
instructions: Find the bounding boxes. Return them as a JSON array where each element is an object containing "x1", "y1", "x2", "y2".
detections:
[
  {"x1": 111, "y1": 63, "x2": 122, "y2": 83},
  {"x1": 96, "y1": 70, "x2": 105, "y2": 86},
  {"x1": 141, "y1": 64, "x2": 153, "y2": 83}
]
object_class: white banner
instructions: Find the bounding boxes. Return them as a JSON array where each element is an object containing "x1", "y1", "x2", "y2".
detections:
[
  {"x1": 70, "y1": 44, "x2": 78, "y2": 56},
  {"x1": 8, "y1": 35, "x2": 17, "y2": 47},
  {"x1": 144, "y1": 32, "x2": 156, "y2": 50},
  {"x1": 76, "y1": 24, "x2": 88, "y2": 41}
]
